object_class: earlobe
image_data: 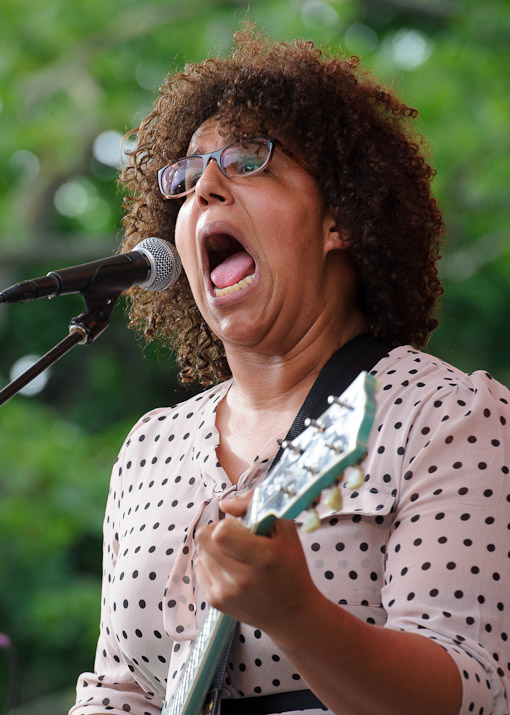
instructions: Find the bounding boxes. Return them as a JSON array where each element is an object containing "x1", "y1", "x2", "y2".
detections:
[{"x1": 323, "y1": 212, "x2": 351, "y2": 254}]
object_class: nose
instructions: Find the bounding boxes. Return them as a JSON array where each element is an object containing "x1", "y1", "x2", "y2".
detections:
[{"x1": 195, "y1": 158, "x2": 233, "y2": 208}]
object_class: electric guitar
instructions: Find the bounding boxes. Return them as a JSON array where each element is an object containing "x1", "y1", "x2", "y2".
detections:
[{"x1": 162, "y1": 370, "x2": 377, "y2": 715}]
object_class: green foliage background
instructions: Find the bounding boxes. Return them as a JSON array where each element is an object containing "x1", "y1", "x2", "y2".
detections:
[{"x1": 0, "y1": 0, "x2": 508, "y2": 710}]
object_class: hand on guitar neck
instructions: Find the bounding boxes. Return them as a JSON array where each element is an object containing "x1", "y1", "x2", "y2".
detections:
[
  {"x1": 194, "y1": 489, "x2": 320, "y2": 642},
  {"x1": 162, "y1": 372, "x2": 378, "y2": 715}
]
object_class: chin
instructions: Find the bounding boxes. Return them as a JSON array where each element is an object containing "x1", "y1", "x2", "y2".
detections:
[{"x1": 213, "y1": 316, "x2": 269, "y2": 351}]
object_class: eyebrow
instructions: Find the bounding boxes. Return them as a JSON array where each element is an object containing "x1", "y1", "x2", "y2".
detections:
[
  {"x1": 185, "y1": 132, "x2": 236, "y2": 157},
  {"x1": 185, "y1": 131, "x2": 208, "y2": 155},
  {"x1": 186, "y1": 132, "x2": 222, "y2": 156},
  {"x1": 186, "y1": 140, "x2": 201, "y2": 155}
]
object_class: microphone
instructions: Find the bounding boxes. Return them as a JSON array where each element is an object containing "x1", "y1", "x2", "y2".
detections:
[{"x1": 0, "y1": 237, "x2": 182, "y2": 304}]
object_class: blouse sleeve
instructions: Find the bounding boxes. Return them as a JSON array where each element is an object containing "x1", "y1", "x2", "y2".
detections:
[
  {"x1": 69, "y1": 418, "x2": 163, "y2": 715},
  {"x1": 382, "y1": 371, "x2": 510, "y2": 714}
]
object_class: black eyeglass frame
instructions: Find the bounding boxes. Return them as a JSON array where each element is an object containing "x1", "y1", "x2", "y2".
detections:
[{"x1": 157, "y1": 136, "x2": 310, "y2": 200}]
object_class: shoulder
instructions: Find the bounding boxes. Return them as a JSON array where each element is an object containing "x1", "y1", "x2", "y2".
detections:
[
  {"x1": 373, "y1": 345, "x2": 509, "y2": 408},
  {"x1": 365, "y1": 346, "x2": 509, "y2": 508},
  {"x1": 119, "y1": 379, "x2": 231, "y2": 451},
  {"x1": 370, "y1": 346, "x2": 509, "y2": 450}
]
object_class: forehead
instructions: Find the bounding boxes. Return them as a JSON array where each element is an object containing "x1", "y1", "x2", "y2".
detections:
[
  {"x1": 186, "y1": 116, "x2": 285, "y2": 154},
  {"x1": 187, "y1": 119, "x2": 226, "y2": 154}
]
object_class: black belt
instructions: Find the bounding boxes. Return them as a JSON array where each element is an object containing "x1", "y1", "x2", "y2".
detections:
[{"x1": 221, "y1": 689, "x2": 328, "y2": 714}]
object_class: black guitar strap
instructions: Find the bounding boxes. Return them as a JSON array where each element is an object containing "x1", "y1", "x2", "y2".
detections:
[
  {"x1": 206, "y1": 335, "x2": 392, "y2": 715},
  {"x1": 269, "y1": 334, "x2": 391, "y2": 471}
]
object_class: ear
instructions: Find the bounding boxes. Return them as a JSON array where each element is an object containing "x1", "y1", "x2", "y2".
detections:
[{"x1": 323, "y1": 208, "x2": 351, "y2": 255}]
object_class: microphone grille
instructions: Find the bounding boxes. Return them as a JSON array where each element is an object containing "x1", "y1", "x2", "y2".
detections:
[{"x1": 136, "y1": 237, "x2": 182, "y2": 292}]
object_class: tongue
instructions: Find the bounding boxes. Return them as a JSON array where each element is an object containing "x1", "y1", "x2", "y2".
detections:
[{"x1": 210, "y1": 251, "x2": 255, "y2": 289}]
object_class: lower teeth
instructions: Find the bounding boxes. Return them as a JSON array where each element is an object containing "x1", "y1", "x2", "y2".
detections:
[{"x1": 214, "y1": 273, "x2": 255, "y2": 297}]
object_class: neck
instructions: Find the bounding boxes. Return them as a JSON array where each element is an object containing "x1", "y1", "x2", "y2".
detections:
[
  {"x1": 222, "y1": 310, "x2": 369, "y2": 415},
  {"x1": 214, "y1": 314, "x2": 368, "y2": 484}
]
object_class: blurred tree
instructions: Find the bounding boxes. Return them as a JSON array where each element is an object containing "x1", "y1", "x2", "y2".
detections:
[
  {"x1": 0, "y1": 399, "x2": 128, "y2": 702},
  {"x1": 0, "y1": 0, "x2": 508, "y2": 709}
]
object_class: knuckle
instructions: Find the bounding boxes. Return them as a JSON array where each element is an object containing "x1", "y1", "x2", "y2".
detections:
[
  {"x1": 234, "y1": 572, "x2": 253, "y2": 592},
  {"x1": 212, "y1": 518, "x2": 237, "y2": 544},
  {"x1": 209, "y1": 583, "x2": 234, "y2": 611}
]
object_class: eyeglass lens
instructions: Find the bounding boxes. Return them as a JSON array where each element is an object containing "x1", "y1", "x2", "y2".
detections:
[{"x1": 160, "y1": 139, "x2": 272, "y2": 198}]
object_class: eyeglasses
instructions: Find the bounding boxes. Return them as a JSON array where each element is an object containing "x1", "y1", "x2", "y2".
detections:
[{"x1": 157, "y1": 136, "x2": 308, "y2": 199}]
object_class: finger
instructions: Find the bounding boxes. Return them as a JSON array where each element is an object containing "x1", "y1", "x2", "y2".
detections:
[
  {"x1": 196, "y1": 516, "x2": 300, "y2": 570},
  {"x1": 195, "y1": 517, "x2": 318, "y2": 628},
  {"x1": 194, "y1": 526, "x2": 254, "y2": 607},
  {"x1": 272, "y1": 516, "x2": 300, "y2": 542},
  {"x1": 196, "y1": 518, "x2": 259, "y2": 565},
  {"x1": 193, "y1": 549, "x2": 214, "y2": 592},
  {"x1": 219, "y1": 489, "x2": 253, "y2": 517}
]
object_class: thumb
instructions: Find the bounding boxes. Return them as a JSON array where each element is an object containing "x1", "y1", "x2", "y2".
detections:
[{"x1": 219, "y1": 489, "x2": 253, "y2": 517}]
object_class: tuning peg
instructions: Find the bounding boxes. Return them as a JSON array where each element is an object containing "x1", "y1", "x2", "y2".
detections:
[
  {"x1": 281, "y1": 439, "x2": 304, "y2": 455},
  {"x1": 304, "y1": 417, "x2": 324, "y2": 431},
  {"x1": 302, "y1": 507, "x2": 321, "y2": 533},
  {"x1": 325, "y1": 442, "x2": 343, "y2": 455},
  {"x1": 327, "y1": 395, "x2": 354, "y2": 411},
  {"x1": 344, "y1": 465, "x2": 364, "y2": 490},
  {"x1": 325, "y1": 485, "x2": 342, "y2": 511}
]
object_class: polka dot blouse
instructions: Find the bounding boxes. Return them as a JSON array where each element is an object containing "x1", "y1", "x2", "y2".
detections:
[{"x1": 70, "y1": 346, "x2": 510, "y2": 715}]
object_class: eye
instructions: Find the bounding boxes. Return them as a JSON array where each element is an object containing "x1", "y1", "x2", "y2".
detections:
[
  {"x1": 186, "y1": 171, "x2": 202, "y2": 190},
  {"x1": 236, "y1": 153, "x2": 263, "y2": 174},
  {"x1": 183, "y1": 158, "x2": 203, "y2": 191},
  {"x1": 165, "y1": 161, "x2": 188, "y2": 196},
  {"x1": 222, "y1": 141, "x2": 269, "y2": 176}
]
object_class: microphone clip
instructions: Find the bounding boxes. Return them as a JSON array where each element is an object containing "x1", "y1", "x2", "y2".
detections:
[{"x1": 68, "y1": 280, "x2": 124, "y2": 345}]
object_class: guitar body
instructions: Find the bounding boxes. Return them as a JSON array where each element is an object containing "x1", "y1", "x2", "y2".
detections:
[{"x1": 162, "y1": 371, "x2": 377, "y2": 715}]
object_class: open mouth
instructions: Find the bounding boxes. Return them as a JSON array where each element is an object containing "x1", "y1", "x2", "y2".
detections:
[{"x1": 206, "y1": 234, "x2": 256, "y2": 297}]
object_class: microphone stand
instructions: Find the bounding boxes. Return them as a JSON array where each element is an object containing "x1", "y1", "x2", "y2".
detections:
[{"x1": 0, "y1": 285, "x2": 122, "y2": 408}]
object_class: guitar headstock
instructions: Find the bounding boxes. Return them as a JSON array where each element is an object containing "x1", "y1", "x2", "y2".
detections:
[{"x1": 245, "y1": 371, "x2": 377, "y2": 535}]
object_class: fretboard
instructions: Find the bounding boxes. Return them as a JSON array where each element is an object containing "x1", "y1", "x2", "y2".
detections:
[{"x1": 164, "y1": 606, "x2": 235, "y2": 715}]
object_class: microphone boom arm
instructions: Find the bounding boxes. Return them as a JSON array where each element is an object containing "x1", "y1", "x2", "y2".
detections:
[{"x1": 0, "y1": 281, "x2": 123, "y2": 408}]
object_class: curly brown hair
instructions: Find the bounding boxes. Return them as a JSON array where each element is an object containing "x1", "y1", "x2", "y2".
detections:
[{"x1": 119, "y1": 24, "x2": 444, "y2": 386}]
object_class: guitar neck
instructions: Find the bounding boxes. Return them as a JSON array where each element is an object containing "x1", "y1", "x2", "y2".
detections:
[
  {"x1": 164, "y1": 606, "x2": 236, "y2": 715},
  {"x1": 163, "y1": 371, "x2": 377, "y2": 715}
]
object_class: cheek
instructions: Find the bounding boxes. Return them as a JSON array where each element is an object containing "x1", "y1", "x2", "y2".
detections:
[
  {"x1": 174, "y1": 210, "x2": 187, "y2": 254},
  {"x1": 174, "y1": 208, "x2": 196, "y2": 270},
  {"x1": 268, "y1": 204, "x2": 325, "y2": 261}
]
